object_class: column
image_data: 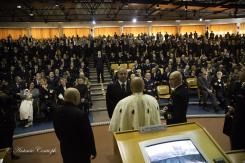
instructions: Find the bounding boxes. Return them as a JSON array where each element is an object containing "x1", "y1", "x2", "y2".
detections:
[
  {"x1": 237, "y1": 22, "x2": 240, "y2": 33},
  {"x1": 27, "y1": 27, "x2": 31, "y2": 37},
  {"x1": 177, "y1": 25, "x2": 180, "y2": 35},
  {"x1": 120, "y1": 26, "x2": 123, "y2": 36},
  {"x1": 148, "y1": 24, "x2": 152, "y2": 35},
  {"x1": 90, "y1": 26, "x2": 94, "y2": 37}
]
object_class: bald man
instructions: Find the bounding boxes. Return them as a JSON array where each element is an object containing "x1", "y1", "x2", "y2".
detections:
[
  {"x1": 164, "y1": 71, "x2": 189, "y2": 125},
  {"x1": 53, "y1": 88, "x2": 96, "y2": 163},
  {"x1": 106, "y1": 67, "x2": 132, "y2": 118},
  {"x1": 109, "y1": 77, "x2": 161, "y2": 132}
]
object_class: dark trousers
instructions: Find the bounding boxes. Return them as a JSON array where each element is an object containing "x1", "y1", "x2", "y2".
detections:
[
  {"x1": 0, "y1": 127, "x2": 15, "y2": 157},
  {"x1": 216, "y1": 91, "x2": 228, "y2": 110},
  {"x1": 79, "y1": 102, "x2": 90, "y2": 114},
  {"x1": 200, "y1": 90, "x2": 219, "y2": 110},
  {"x1": 96, "y1": 67, "x2": 104, "y2": 82}
]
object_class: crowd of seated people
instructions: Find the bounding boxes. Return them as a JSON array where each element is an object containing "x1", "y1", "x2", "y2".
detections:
[
  {"x1": 0, "y1": 35, "x2": 93, "y2": 127},
  {"x1": 102, "y1": 31, "x2": 245, "y2": 111},
  {"x1": 0, "y1": 31, "x2": 245, "y2": 127}
]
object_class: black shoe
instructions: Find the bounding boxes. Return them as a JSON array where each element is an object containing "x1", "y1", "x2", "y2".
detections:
[{"x1": 12, "y1": 154, "x2": 20, "y2": 160}]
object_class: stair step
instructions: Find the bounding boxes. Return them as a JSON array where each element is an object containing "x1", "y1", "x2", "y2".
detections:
[
  {"x1": 92, "y1": 97, "x2": 106, "y2": 101},
  {"x1": 90, "y1": 91, "x2": 104, "y2": 96},
  {"x1": 90, "y1": 82, "x2": 109, "y2": 87},
  {"x1": 90, "y1": 86, "x2": 107, "y2": 91},
  {"x1": 90, "y1": 75, "x2": 111, "y2": 78},
  {"x1": 90, "y1": 107, "x2": 107, "y2": 112},
  {"x1": 90, "y1": 78, "x2": 112, "y2": 82},
  {"x1": 90, "y1": 72, "x2": 110, "y2": 75},
  {"x1": 91, "y1": 101, "x2": 106, "y2": 107}
]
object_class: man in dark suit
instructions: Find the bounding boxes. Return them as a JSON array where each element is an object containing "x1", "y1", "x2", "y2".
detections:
[
  {"x1": 95, "y1": 50, "x2": 106, "y2": 83},
  {"x1": 212, "y1": 71, "x2": 228, "y2": 111},
  {"x1": 53, "y1": 88, "x2": 96, "y2": 163},
  {"x1": 197, "y1": 69, "x2": 219, "y2": 112},
  {"x1": 56, "y1": 78, "x2": 71, "y2": 105},
  {"x1": 0, "y1": 85, "x2": 20, "y2": 160},
  {"x1": 162, "y1": 71, "x2": 189, "y2": 125},
  {"x1": 106, "y1": 67, "x2": 131, "y2": 118},
  {"x1": 229, "y1": 68, "x2": 245, "y2": 150},
  {"x1": 75, "y1": 77, "x2": 89, "y2": 114}
]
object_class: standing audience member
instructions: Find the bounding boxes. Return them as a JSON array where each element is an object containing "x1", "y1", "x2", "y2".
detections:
[
  {"x1": 39, "y1": 78, "x2": 56, "y2": 119},
  {"x1": 56, "y1": 78, "x2": 70, "y2": 105},
  {"x1": 95, "y1": 51, "x2": 106, "y2": 83},
  {"x1": 109, "y1": 77, "x2": 161, "y2": 132},
  {"x1": 53, "y1": 88, "x2": 96, "y2": 163},
  {"x1": 198, "y1": 69, "x2": 219, "y2": 112},
  {"x1": 19, "y1": 82, "x2": 39, "y2": 127},
  {"x1": 144, "y1": 72, "x2": 156, "y2": 97},
  {"x1": 75, "y1": 77, "x2": 89, "y2": 114},
  {"x1": 0, "y1": 87, "x2": 20, "y2": 160},
  {"x1": 225, "y1": 68, "x2": 245, "y2": 150},
  {"x1": 212, "y1": 71, "x2": 228, "y2": 111},
  {"x1": 162, "y1": 71, "x2": 189, "y2": 125},
  {"x1": 106, "y1": 67, "x2": 131, "y2": 118}
]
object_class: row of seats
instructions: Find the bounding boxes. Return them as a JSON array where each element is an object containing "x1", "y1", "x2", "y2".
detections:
[
  {"x1": 157, "y1": 77, "x2": 198, "y2": 99},
  {"x1": 110, "y1": 63, "x2": 135, "y2": 72}
]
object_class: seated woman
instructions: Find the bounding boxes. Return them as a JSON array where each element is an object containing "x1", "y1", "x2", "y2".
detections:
[{"x1": 19, "y1": 82, "x2": 39, "y2": 127}]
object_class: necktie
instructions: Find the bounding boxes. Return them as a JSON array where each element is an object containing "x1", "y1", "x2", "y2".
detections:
[{"x1": 121, "y1": 83, "x2": 125, "y2": 93}]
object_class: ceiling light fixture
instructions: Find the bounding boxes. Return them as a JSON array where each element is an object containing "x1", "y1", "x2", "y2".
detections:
[
  {"x1": 132, "y1": 18, "x2": 137, "y2": 23},
  {"x1": 29, "y1": 13, "x2": 34, "y2": 16},
  {"x1": 199, "y1": 18, "x2": 203, "y2": 21},
  {"x1": 92, "y1": 20, "x2": 96, "y2": 25},
  {"x1": 17, "y1": 5, "x2": 21, "y2": 9},
  {"x1": 147, "y1": 20, "x2": 152, "y2": 23}
]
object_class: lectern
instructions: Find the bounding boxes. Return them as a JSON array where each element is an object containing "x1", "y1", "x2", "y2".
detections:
[
  {"x1": 0, "y1": 148, "x2": 10, "y2": 163},
  {"x1": 113, "y1": 122, "x2": 231, "y2": 163}
]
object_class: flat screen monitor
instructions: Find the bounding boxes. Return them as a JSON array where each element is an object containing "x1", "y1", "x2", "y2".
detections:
[{"x1": 139, "y1": 136, "x2": 209, "y2": 163}]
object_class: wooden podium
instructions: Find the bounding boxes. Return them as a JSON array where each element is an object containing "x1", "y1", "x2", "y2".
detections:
[
  {"x1": 113, "y1": 122, "x2": 231, "y2": 163},
  {"x1": 0, "y1": 148, "x2": 10, "y2": 163},
  {"x1": 226, "y1": 150, "x2": 245, "y2": 163}
]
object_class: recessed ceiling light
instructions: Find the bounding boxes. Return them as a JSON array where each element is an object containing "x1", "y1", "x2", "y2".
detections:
[
  {"x1": 92, "y1": 20, "x2": 96, "y2": 25},
  {"x1": 132, "y1": 18, "x2": 137, "y2": 23},
  {"x1": 147, "y1": 21, "x2": 152, "y2": 23},
  {"x1": 29, "y1": 13, "x2": 34, "y2": 16},
  {"x1": 199, "y1": 18, "x2": 203, "y2": 21},
  {"x1": 55, "y1": 4, "x2": 59, "y2": 7},
  {"x1": 17, "y1": 5, "x2": 21, "y2": 9}
]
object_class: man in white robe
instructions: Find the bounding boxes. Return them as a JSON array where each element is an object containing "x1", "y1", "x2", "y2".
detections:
[{"x1": 109, "y1": 77, "x2": 161, "y2": 132}]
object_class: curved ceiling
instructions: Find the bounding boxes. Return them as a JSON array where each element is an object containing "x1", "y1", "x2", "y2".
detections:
[{"x1": 0, "y1": 0, "x2": 245, "y2": 22}]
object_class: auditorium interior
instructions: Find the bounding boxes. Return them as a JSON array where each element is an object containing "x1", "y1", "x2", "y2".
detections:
[{"x1": 0, "y1": 0, "x2": 245, "y2": 162}]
